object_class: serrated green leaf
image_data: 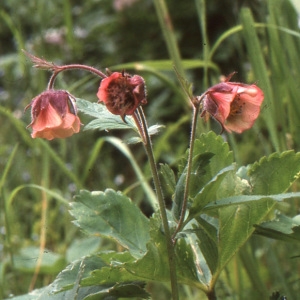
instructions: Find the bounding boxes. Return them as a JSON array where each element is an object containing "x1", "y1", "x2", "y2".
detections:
[
  {"x1": 193, "y1": 216, "x2": 218, "y2": 275},
  {"x1": 70, "y1": 189, "x2": 150, "y2": 259},
  {"x1": 76, "y1": 98, "x2": 137, "y2": 131},
  {"x1": 254, "y1": 213, "x2": 300, "y2": 243},
  {"x1": 124, "y1": 213, "x2": 210, "y2": 288},
  {"x1": 195, "y1": 151, "x2": 300, "y2": 276},
  {"x1": 172, "y1": 132, "x2": 233, "y2": 221},
  {"x1": 190, "y1": 133, "x2": 234, "y2": 196},
  {"x1": 175, "y1": 236, "x2": 207, "y2": 287},
  {"x1": 76, "y1": 98, "x2": 163, "y2": 142},
  {"x1": 175, "y1": 216, "x2": 219, "y2": 287},
  {"x1": 5, "y1": 286, "x2": 94, "y2": 300},
  {"x1": 52, "y1": 252, "x2": 136, "y2": 292},
  {"x1": 83, "y1": 118, "x2": 136, "y2": 132},
  {"x1": 215, "y1": 149, "x2": 300, "y2": 271},
  {"x1": 52, "y1": 254, "x2": 109, "y2": 292},
  {"x1": 84, "y1": 281, "x2": 150, "y2": 300},
  {"x1": 11, "y1": 252, "x2": 147, "y2": 300},
  {"x1": 187, "y1": 165, "x2": 235, "y2": 221},
  {"x1": 124, "y1": 214, "x2": 170, "y2": 281},
  {"x1": 66, "y1": 237, "x2": 101, "y2": 263},
  {"x1": 4, "y1": 287, "x2": 46, "y2": 300},
  {"x1": 248, "y1": 151, "x2": 300, "y2": 194},
  {"x1": 203, "y1": 192, "x2": 300, "y2": 211},
  {"x1": 218, "y1": 198, "x2": 275, "y2": 272},
  {"x1": 173, "y1": 152, "x2": 215, "y2": 221}
]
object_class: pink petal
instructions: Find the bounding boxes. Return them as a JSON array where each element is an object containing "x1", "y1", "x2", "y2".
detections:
[
  {"x1": 225, "y1": 102, "x2": 261, "y2": 133},
  {"x1": 31, "y1": 104, "x2": 62, "y2": 132}
]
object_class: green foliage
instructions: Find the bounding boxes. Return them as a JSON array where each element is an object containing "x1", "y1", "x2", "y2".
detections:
[
  {"x1": 254, "y1": 213, "x2": 300, "y2": 243},
  {"x1": 11, "y1": 131, "x2": 300, "y2": 299},
  {"x1": 249, "y1": 151, "x2": 300, "y2": 194},
  {"x1": 70, "y1": 189, "x2": 150, "y2": 259},
  {"x1": 2, "y1": 0, "x2": 300, "y2": 299},
  {"x1": 14, "y1": 247, "x2": 65, "y2": 274}
]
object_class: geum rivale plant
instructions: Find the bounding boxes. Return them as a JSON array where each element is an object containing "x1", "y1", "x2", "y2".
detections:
[{"x1": 20, "y1": 51, "x2": 300, "y2": 300}]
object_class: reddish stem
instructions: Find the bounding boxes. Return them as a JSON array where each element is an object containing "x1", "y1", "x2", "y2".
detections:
[{"x1": 47, "y1": 64, "x2": 107, "y2": 90}]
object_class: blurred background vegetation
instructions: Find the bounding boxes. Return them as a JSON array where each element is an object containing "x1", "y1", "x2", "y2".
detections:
[{"x1": 1, "y1": 0, "x2": 300, "y2": 299}]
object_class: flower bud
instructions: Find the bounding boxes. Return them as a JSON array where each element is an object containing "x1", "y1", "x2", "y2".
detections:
[
  {"x1": 25, "y1": 90, "x2": 81, "y2": 140},
  {"x1": 201, "y1": 81, "x2": 264, "y2": 133},
  {"x1": 97, "y1": 71, "x2": 147, "y2": 119}
]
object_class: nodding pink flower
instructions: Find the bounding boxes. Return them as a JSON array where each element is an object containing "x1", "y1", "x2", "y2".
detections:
[
  {"x1": 201, "y1": 78, "x2": 264, "y2": 133},
  {"x1": 25, "y1": 90, "x2": 81, "y2": 140},
  {"x1": 97, "y1": 71, "x2": 147, "y2": 119}
]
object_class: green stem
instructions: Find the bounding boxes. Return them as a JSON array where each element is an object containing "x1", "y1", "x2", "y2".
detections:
[
  {"x1": 152, "y1": 0, "x2": 183, "y2": 74},
  {"x1": 1, "y1": 145, "x2": 19, "y2": 268},
  {"x1": 136, "y1": 107, "x2": 179, "y2": 300},
  {"x1": 207, "y1": 289, "x2": 217, "y2": 300},
  {"x1": 195, "y1": 0, "x2": 209, "y2": 88},
  {"x1": 153, "y1": 0, "x2": 187, "y2": 106},
  {"x1": 133, "y1": 112, "x2": 147, "y2": 144},
  {"x1": 172, "y1": 99, "x2": 201, "y2": 239}
]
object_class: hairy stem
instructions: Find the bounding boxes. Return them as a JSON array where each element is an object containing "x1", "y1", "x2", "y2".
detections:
[
  {"x1": 136, "y1": 106, "x2": 179, "y2": 300},
  {"x1": 172, "y1": 99, "x2": 201, "y2": 240},
  {"x1": 47, "y1": 64, "x2": 107, "y2": 89},
  {"x1": 133, "y1": 111, "x2": 147, "y2": 144},
  {"x1": 207, "y1": 288, "x2": 217, "y2": 300}
]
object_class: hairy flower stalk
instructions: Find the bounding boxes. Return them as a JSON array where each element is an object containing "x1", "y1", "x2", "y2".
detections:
[
  {"x1": 136, "y1": 107, "x2": 179, "y2": 300},
  {"x1": 24, "y1": 51, "x2": 266, "y2": 299},
  {"x1": 172, "y1": 96, "x2": 202, "y2": 241},
  {"x1": 24, "y1": 51, "x2": 108, "y2": 140},
  {"x1": 96, "y1": 69, "x2": 179, "y2": 298},
  {"x1": 172, "y1": 74, "x2": 264, "y2": 240},
  {"x1": 23, "y1": 50, "x2": 107, "y2": 89}
]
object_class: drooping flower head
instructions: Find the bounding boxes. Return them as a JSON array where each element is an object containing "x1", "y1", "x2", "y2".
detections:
[
  {"x1": 97, "y1": 71, "x2": 147, "y2": 120},
  {"x1": 25, "y1": 90, "x2": 81, "y2": 140},
  {"x1": 201, "y1": 76, "x2": 264, "y2": 133}
]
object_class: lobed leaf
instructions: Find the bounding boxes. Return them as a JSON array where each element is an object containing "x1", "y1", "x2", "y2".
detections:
[
  {"x1": 203, "y1": 192, "x2": 300, "y2": 211},
  {"x1": 217, "y1": 198, "x2": 275, "y2": 271},
  {"x1": 201, "y1": 150, "x2": 300, "y2": 277},
  {"x1": 254, "y1": 213, "x2": 300, "y2": 243},
  {"x1": 176, "y1": 215, "x2": 219, "y2": 287},
  {"x1": 70, "y1": 189, "x2": 150, "y2": 259},
  {"x1": 172, "y1": 132, "x2": 233, "y2": 221},
  {"x1": 76, "y1": 98, "x2": 137, "y2": 131},
  {"x1": 83, "y1": 281, "x2": 150, "y2": 300},
  {"x1": 124, "y1": 213, "x2": 210, "y2": 289},
  {"x1": 186, "y1": 132, "x2": 233, "y2": 198},
  {"x1": 187, "y1": 165, "x2": 235, "y2": 221},
  {"x1": 248, "y1": 150, "x2": 300, "y2": 194},
  {"x1": 172, "y1": 152, "x2": 215, "y2": 221},
  {"x1": 12, "y1": 252, "x2": 149, "y2": 300},
  {"x1": 124, "y1": 214, "x2": 170, "y2": 281}
]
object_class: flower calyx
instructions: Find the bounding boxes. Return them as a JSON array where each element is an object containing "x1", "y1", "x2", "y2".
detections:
[{"x1": 97, "y1": 71, "x2": 147, "y2": 121}]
